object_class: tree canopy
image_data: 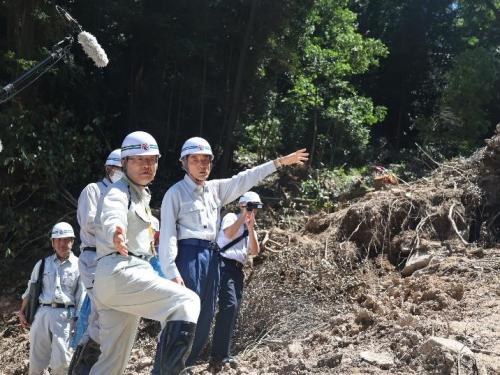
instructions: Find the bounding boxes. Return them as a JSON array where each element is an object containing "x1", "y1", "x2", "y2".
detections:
[{"x1": 0, "y1": 0, "x2": 499, "y2": 269}]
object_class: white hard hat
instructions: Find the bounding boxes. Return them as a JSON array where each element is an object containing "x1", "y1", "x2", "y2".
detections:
[
  {"x1": 121, "y1": 131, "x2": 160, "y2": 158},
  {"x1": 180, "y1": 137, "x2": 213, "y2": 160},
  {"x1": 105, "y1": 148, "x2": 122, "y2": 167},
  {"x1": 239, "y1": 191, "x2": 262, "y2": 206},
  {"x1": 51, "y1": 222, "x2": 75, "y2": 239}
]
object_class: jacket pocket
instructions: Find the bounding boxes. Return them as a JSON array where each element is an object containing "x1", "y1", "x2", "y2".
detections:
[
  {"x1": 180, "y1": 200, "x2": 204, "y2": 226},
  {"x1": 134, "y1": 205, "x2": 151, "y2": 223}
]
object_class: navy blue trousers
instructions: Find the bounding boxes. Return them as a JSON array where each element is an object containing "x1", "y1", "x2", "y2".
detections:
[
  {"x1": 211, "y1": 257, "x2": 244, "y2": 361},
  {"x1": 176, "y1": 241, "x2": 220, "y2": 366}
]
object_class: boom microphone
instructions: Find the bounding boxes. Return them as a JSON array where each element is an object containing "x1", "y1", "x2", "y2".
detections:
[
  {"x1": 55, "y1": 5, "x2": 82, "y2": 33},
  {"x1": 77, "y1": 32, "x2": 109, "y2": 68},
  {"x1": 55, "y1": 6, "x2": 109, "y2": 68}
]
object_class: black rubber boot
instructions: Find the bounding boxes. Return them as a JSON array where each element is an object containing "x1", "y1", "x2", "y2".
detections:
[
  {"x1": 72, "y1": 337, "x2": 101, "y2": 375},
  {"x1": 151, "y1": 339, "x2": 161, "y2": 375},
  {"x1": 68, "y1": 343, "x2": 84, "y2": 374},
  {"x1": 158, "y1": 321, "x2": 196, "y2": 375}
]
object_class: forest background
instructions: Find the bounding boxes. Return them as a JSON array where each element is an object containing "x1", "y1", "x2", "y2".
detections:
[{"x1": 0, "y1": 0, "x2": 499, "y2": 279}]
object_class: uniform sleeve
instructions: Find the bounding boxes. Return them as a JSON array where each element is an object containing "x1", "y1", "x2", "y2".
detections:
[
  {"x1": 21, "y1": 259, "x2": 42, "y2": 299},
  {"x1": 77, "y1": 184, "x2": 99, "y2": 236},
  {"x1": 215, "y1": 161, "x2": 276, "y2": 206},
  {"x1": 100, "y1": 186, "x2": 128, "y2": 246},
  {"x1": 159, "y1": 188, "x2": 181, "y2": 279},
  {"x1": 74, "y1": 277, "x2": 86, "y2": 318}
]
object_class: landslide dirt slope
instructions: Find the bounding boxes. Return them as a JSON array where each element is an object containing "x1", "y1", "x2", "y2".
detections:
[{"x1": 2, "y1": 131, "x2": 500, "y2": 374}]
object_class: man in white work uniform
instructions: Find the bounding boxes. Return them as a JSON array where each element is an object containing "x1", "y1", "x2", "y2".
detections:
[
  {"x1": 210, "y1": 191, "x2": 262, "y2": 369},
  {"x1": 159, "y1": 136, "x2": 308, "y2": 366},
  {"x1": 69, "y1": 148, "x2": 123, "y2": 374},
  {"x1": 18, "y1": 222, "x2": 85, "y2": 375},
  {"x1": 90, "y1": 131, "x2": 200, "y2": 375}
]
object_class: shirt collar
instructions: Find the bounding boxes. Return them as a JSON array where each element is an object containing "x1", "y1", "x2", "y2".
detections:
[
  {"x1": 51, "y1": 252, "x2": 77, "y2": 265},
  {"x1": 183, "y1": 174, "x2": 206, "y2": 194}
]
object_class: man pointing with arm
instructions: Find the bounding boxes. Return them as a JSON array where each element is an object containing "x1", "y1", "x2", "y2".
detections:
[{"x1": 158, "y1": 137, "x2": 308, "y2": 366}]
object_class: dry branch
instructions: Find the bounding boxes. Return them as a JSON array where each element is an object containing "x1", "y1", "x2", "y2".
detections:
[{"x1": 448, "y1": 203, "x2": 469, "y2": 245}]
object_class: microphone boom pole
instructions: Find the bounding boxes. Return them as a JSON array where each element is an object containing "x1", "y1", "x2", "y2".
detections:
[
  {"x1": 0, "y1": 5, "x2": 108, "y2": 104},
  {"x1": 0, "y1": 36, "x2": 73, "y2": 104}
]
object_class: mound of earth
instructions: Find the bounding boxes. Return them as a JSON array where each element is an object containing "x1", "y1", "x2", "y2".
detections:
[{"x1": 2, "y1": 129, "x2": 500, "y2": 374}]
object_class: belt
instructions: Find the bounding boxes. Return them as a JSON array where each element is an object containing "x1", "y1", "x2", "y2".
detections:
[
  {"x1": 83, "y1": 247, "x2": 96, "y2": 252},
  {"x1": 222, "y1": 257, "x2": 244, "y2": 268},
  {"x1": 41, "y1": 303, "x2": 75, "y2": 308},
  {"x1": 99, "y1": 251, "x2": 151, "y2": 262},
  {"x1": 178, "y1": 239, "x2": 219, "y2": 251},
  {"x1": 127, "y1": 251, "x2": 151, "y2": 261}
]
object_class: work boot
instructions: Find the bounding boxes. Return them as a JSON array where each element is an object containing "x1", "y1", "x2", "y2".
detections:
[
  {"x1": 208, "y1": 356, "x2": 238, "y2": 371},
  {"x1": 151, "y1": 339, "x2": 161, "y2": 375},
  {"x1": 72, "y1": 337, "x2": 101, "y2": 375},
  {"x1": 68, "y1": 344, "x2": 84, "y2": 374},
  {"x1": 221, "y1": 356, "x2": 238, "y2": 368},
  {"x1": 159, "y1": 321, "x2": 196, "y2": 375}
]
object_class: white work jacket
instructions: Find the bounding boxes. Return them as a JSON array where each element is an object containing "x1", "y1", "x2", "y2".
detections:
[
  {"x1": 77, "y1": 178, "x2": 111, "y2": 249},
  {"x1": 95, "y1": 176, "x2": 154, "y2": 259}
]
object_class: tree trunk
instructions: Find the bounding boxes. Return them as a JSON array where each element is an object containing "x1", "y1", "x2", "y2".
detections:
[
  {"x1": 329, "y1": 121, "x2": 336, "y2": 166},
  {"x1": 8, "y1": 0, "x2": 37, "y2": 59},
  {"x1": 173, "y1": 83, "x2": 184, "y2": 155},
  {"x1": 162, "y1": 81, "x2": 175, "y2": 156},
  {"x1": 310, "y1": 107, "x2": 319, "y2": 167},
  {"x1": 129, "y1": 63, "x2": 144, "y2": 132},
  {"x1": 219, "y1": 0, "x2": 258, "y2": 175},
  {"x1": 199, "y1": 5, "x2": 209, "y2": 135},
  {"x1": 199, "y1": 48, "x2": 208, "y2": 135},
  {"x1": 395, "y1": 103, "x2": 402, "y2": 151},
  {"x1": 218, "y1": 43, "x2": 235, "y2": 153}
]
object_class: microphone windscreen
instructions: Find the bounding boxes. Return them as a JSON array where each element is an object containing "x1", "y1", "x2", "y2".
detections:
[{"x1": 78, "y1": 31, "x2": 109, "y2": 68}]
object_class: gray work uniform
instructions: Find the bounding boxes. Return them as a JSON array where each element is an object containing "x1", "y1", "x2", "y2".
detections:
[
  {"x1": 23, "y1": 253, "x2": 85, "y2": 375},
  {"x1": 76, "y1": 177, "x2": 110, "y2": 343},
  {"x1": 159, "y1": 160, "x2": 276, "y2": 279},
  {"x1": 91, "y1": 176, "x2": 200, "y2": 375},
  {"x1": 158, "y1": 161, "x2": 276, "y2": 364}
]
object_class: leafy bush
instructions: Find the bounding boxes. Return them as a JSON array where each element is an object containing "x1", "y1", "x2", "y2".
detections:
[{"x1": 300, "y1": 166, "x2": 369, "y2": 210}]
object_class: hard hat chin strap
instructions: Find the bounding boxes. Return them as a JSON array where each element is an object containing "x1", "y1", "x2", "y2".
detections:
[{"x1": 181, "y1": 158, "x2": 207, "y2": 185}]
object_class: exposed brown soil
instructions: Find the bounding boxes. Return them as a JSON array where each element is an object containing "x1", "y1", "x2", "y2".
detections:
[{"x1": 2, "y1": 130, "x2": 500, "y2": 374}]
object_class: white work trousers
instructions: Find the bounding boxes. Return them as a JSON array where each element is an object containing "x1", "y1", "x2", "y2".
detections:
[
  {"x1": 29, "y1": 306, "x2": 73, "y2": 375},
  {"x1": 78, "y1": 250, "x2": 100, "y2": 343},
  {"x1": 90, "y1": 254, "x2": 200, "y2": 375}
]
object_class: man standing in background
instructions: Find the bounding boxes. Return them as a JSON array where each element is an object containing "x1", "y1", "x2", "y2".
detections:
[
  {"x1": 19, "y1": 222, "x2": 85, "y2": 375},
  {"x1": 69, "y1": 148, "x2": 123, "y2": 374},
  {"x1": 210, "y1": 191, "x2": 263, "y2": 369}
]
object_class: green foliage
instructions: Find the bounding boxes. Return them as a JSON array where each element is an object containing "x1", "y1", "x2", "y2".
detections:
[
  {"x1": 277, "y1": 0, "x2": 388, "y2": 166},
  {"x1": 0, "y1": 105, "x2": 103, "y2": 264},
  {"x1": 238, "y1": 92, "x2": 283, "y2": 161},
  {"x1": 1, "y1": 0, "x2": 500, "y2": 271},
  {"x1": 2, "y1": 51, "x2": 37, "y2": 72},
  {"x1": 300, "y1": 166, "x2": 369, "y2": 210},
  {"x1": 416, "y1": 47, "x2": 498, "y2": 154}
]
